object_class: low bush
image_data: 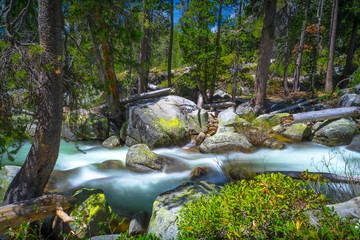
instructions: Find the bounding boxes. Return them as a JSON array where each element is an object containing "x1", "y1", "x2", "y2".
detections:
[{"x1": 177, "y1": 173, "x2": 360, "y2": 239}]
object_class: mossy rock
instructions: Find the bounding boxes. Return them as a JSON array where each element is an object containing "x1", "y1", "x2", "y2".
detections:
[
  {"x1": 255, "y1": 113, "x2": 289, "y2": 128},
  {"x1": 62, "y1": 110, "x2": 109, "y2": 141},
  {"x1": 102, "y1": 136, "x2": 121, "y2": 149},
  {"x1": 312, "y1": 118, "x2": 358, "y2": 146},
  {"x1": 125, "y1": 144, "x2": 188, "y2": 173},
  {"x1": 147, "y1": 181, "x2": 221, "y2": 240},
  {"x1": 199, "y1": 132, "x2": 254, "y2": 153},
  {"x1": 281, "y1": 123, "x2": 312, "y2": 142},
  {"x1": 67, "y1": 188, "x2": 112, "y2": 239}
]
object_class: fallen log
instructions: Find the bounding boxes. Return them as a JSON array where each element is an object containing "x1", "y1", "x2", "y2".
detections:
[
  {"x1": 0, "y1": 194, "x2": 74, "y2": 234},
  {"x1": 119, "y1": 88, "x2": 173, "y2": 105},
  {"x1": 257, "y1": 171, "x2": 360, "y2": 184},
  {"x1": 270, "y1": 98, "x2": 318, "y2": 114},
  {"x1": 147, "y1": 83, "x2": 164, "y2": 91},
  {"x1": 280, "y1": 107, "x2": 360, "y2": 125},
  {"x1": 203, "y1": 101, "x2": 236, "y2": 109}
]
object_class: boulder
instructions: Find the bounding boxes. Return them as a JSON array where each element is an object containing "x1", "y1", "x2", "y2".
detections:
[
  {"x1": 281, "y1": 123, "x2": 312, "y2": 142},
  {"x1": 190, "y1": 166, "x2": 210, "y2": 180},
  {"x1": 128, "y1": 211, "x2": 147, "y2": 236},
  {"x1": 235, "y1": 102, "x2": 254, "y2": 117},
  {"x1": 263, "y1": 138, "x2": 286, "y2": 150},
  {"x1": 337, "y1": 94, "x2": 360, "y2": 107},
  {"x1": 62, "y1": 109, "x2": 109, "y2": 141},
  {"x1": 102, "y1": 136, "x2": 121, "y2": 149},
  {"x1": 255, "y1": 113, "x2": 289, "y2": 128},
  {"x1": 0, "y1": 166, "x2": 20, "y2": 205},
  {"x1": 147, "y1": 181, "x2": 221, "y2": 240},
  {"x1": 95, "y1": 160, "x2": 125, "y2": 170},
  {"x1": 125, "y1": 96, "x2": 208, "y2": 149},
  {"x1": 199, "y1": 132, "x2": 254, "y2": 153},
  {"x1": 195, "y1": 132, "x2": 206, "y2": 145},
  {"x1": 67, "y1": 188, "x2": 112, "y2": 239},
  {"x1": 327, "y1": 196, "x2": 360, "y2": 219},
  {"x1": 312, "y1": 118, "x2": 358, "y2": 146},
  {"x1": 125, "y1": 144, "x2": 188, "y2": 173}
]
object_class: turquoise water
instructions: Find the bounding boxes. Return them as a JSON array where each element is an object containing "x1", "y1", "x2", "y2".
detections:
[{"x1": 2, "y1": 140, "x2": 360, "y2": 215}]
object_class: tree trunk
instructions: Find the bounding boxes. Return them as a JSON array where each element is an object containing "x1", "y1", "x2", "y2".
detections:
[
  {"x1": 119, "y1": 88, "x2": 172, "y2": 105},
  {"x1": 232, "y1": 0, "x2": 242, "y2": 102},
  {"x1": 311, "y1": 0, "x2": 324, "y2": 91},
  {"x1": 139, "y1": 0, "x2": 150, "y2": 94},
  {"x1": 325, "y1": 0, "x2": 339, "y2": 92},
  {"x1": 167, "y1": 0, "x2": 174, "y2": 88},
  {"x1": 343, "y1": 17, "x2": 359, "y2": 79},
  {"x1": 283, "y1": 1, "x2": 290, "y2": 96},
  {"x1": 87, "y1": 15, "x2": 112, "y2": 107},
  {"x1": 209, "y1": 0, "x2": 223, "y2": 102},
  {"x1": 293, "y1": 0, "x2": 310, "y2": 93},
  {"x1": 3, "y1": 0, "x2": 63, "y2": 204},
  {"x1": 280, "y1": 107, "x2": 360, "y2": 125},
  {"x1": 253, "y1": 0, "x2": 277, "y2": 115}
]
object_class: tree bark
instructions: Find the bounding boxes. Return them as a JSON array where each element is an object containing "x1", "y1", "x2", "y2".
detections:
[
  {"x1": 253, "y1": 0, "x2": 277, "y2": 115},
  {"x1": 293, "y1": 0, "x2": 310, "y2": 92},
  {"x1": 167, "y1": 0, "x2": 174, "y2": 88},
  {"x1": 3, "y1": 0, "x2": 63, "y2": 204},
  {"x1": 139, "y1": 0, "x2": 150, "y2": 94},
  {"x1": 343, "y1": 17, "x2": 359, "y2": 79},
  {"x1": 311, "y1": 0, "x2": 324, "y2": 91},
  {"x1": 280, "y1": 107, "x2": 360, "y2": 125},
  {"x1": 325, "y1": 0, "x2": 339, "y2": 92},
  {"x1": 283, "y1": 1, "x2": 290, "y2": 96}
]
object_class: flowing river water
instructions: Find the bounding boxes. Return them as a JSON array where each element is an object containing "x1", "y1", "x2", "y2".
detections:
[{"x1": 2, "y1": 140, "x2": 360, "y2": 216}]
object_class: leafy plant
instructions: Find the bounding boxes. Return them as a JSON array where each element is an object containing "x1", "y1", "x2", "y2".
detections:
[{"x1": 177, "y1": 173, "x2": 360, "y2": 239}]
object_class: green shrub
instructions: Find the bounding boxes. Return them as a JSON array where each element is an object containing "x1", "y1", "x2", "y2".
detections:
[{"x1": 177, "y1": 173, "x2": 360, "y2": 239}]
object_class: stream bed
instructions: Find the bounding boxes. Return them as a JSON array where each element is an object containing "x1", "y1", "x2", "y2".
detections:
[{"x1": 2, "y1": 140, "x2": 360, "y2": 215}]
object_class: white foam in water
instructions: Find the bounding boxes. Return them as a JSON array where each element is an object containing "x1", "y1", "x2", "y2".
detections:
[{"x1": 4, "y1": 139, "x2": 360, "y2": 214}]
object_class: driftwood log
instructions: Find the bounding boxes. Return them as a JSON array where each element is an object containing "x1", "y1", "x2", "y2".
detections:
[
  {"x1": 0, "y1": 194, "x2": 75, "y2": 234},
  {"x1": 258, "y1": 171, "x2": 360, "y2": 184},
  {"x1": 270, "y1": 98, "x2": 318, "y2": 114},
  {"x1": 119, "y1": 88, "x2": 173, "y2": 105},
  {"x1": 280, "y1": 107, "x2": 360, "y2": 125},
  {"x1": 203, "y1": 101, "x2": 236, "y2": 109}
]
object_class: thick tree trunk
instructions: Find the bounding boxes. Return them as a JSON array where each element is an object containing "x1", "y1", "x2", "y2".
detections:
[
  {"x1": 139, "y1": 0, "x2": 150, "y2": 94},
  {"x1": 253, "y1": 0, "x2": 277, "y2": 115},
  {"x1": 209, "y1": 0, "x2": 223, "y2": 102},
  {"x1": 3, "y1": 0, "x2": 63, "y2": 204},
  {"x1": 283, "y1": 1, "x2": 290, "y2": 96},
  {"x1": 280, "y1": 107, "x2": 360, "y2": 125},
  {"x1": 343, "y1": 17, "x2": 359, "y2": 79},
  {"x1": 293, "y1": 0, "x2": 309, "y2": 92},
  {"x1": 168, "y1": 0, "x2": 174, "y2": 88},
  {"x1": 325, "y1": 0, "x2": 339, "y2": 92}
]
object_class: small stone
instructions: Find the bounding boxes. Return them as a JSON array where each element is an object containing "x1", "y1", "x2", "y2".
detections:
[
  {"x1": 195, "y1": 132, "x2": 206, "y2": 145},
  {"x1": 129, "y1": 211, "x2": 147, "y2": 236}
]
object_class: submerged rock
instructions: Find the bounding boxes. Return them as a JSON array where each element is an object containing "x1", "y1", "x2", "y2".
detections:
[
  {"x1": 125, "y1": 96, "x2": 208, "y2": 149},
  {"x1": 126, "y1": 144, "x2": 188, "y2": 173},
  {"x1": 281, "y1": 123, "x2": 312, "y2": 142},
  {"x1": 147, "y1": 181, "x2": 221, "y2": 240},
  {"x1": 102, "y1": 136, "x2": 121, "y2": 149},
  {"x1": 199, "y1": 132, "x2": 254, "y2": 153},
  {"x1": 263, "y1": 138, "x2": 286, "y2": 150},
  {"x1": 312, "y1": 118, "x2": 358, "y2": 146}
]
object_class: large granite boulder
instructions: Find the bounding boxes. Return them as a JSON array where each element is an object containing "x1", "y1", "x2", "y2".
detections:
[
  {"x1": 125, "y1": 144, "x2": 188, "y2": 173},
  {"x1": 337, "y1": 94, "x2": 360, "y2": 107},
  {"x1": 125, "y1": 96, "x2": 208, "y2": 149},
  {"x1": 199, "y1": 132, "x2": 254, "y2": 153},
  {"x1": 312, "y1": 118, "x2": 358, "y2": 146},
  {"x1": 67, "y1": 188, "x2": 112, "y2": 239},
  {"x1": 62, "y1": 109, "x2": 109, "y2": 141},
  {"x1": 147, "y1": 181, "x2": 221, "y2": 240},
  {"x1": 281, "y1": 123, "x2": 312, "y2": 142}
]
